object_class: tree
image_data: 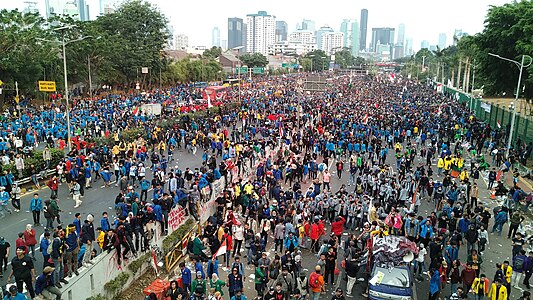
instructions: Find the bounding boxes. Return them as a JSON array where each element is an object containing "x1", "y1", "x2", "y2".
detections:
[
  {"x1": 238, "y1": 53, "x2": 268, "y2": 68},
  {"x1": 334, "y1": 48, "x2": 354, "y2": 69},
  {"x1": 305, "y1": 50, "x2": 329, "y2": 71},
  {"x1": 202, "y1": 47, "x2": 222, "y2": 60}
]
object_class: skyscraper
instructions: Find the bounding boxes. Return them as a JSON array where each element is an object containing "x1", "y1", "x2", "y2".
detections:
[
  {"x1": 99, "y1": 0, "x2": 117, "y2": 15},
  {"x1": 228, "y1": 18, "x2": 244, "y2": 51},
  {"x1": 22, "y1": 1, "x2": 39, "y2": 14},
  {"x1": 405, "y1": 38, "x2": 413, "y2": 56},
  {"x1": 212, "y1": 27, "x2": 221, "y2": 47},
  {"x1": 359, "y1": 9, "x2": 368, "y2": 51},
  {"x1": 320, "y1": 32, "x2": 344, "y2": 55},
  {"x1": 438, "y1": 33, "x2": 447, "y2": 50},
  {"x1": 421, "y1": 40, "x2": 430, "y2": 49},
  {"x1": 275, "y1": 21, "x2": 288, "y2": 42},
  {"x1": 394, "y1": 24, "x2": 405, "y2": 59},
  {"x1": 45, "y1": 0, "x2": 89, "y2": 20},
  {"x1": 246, "y1": 11, "x2": 276, "y2": 55},
  {"x1": 340, "y1": 19, "x2": 360, "y2": 57},
  {"x1": 78, "y1": 0, "x2": 89, "y2": 21},
  {"x1": 316, "y1": 25, "x2": 334, "y2": 50},
  {"x1": 371, "y1": 28, "x2": 395, "y2": 52},
  {"x1": 301, "y1": 19, "x2": 316, "y2": 32}
]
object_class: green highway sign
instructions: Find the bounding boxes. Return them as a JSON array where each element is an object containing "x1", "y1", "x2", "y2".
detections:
[
  {"x1": 282, "y1": 63, "x2": 298, "y2": 68},
  {"x1": 253, "y1": 67, "x2": 265, "y2": 74},
  {"x1": 234, "y1": 67, "x2": 248, "y2": 74}
]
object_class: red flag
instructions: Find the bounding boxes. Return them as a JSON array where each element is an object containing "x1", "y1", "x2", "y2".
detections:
[
  {"x1": 214, "y1": 238, "x2": 227, "y2": 258},
  {"x1": 362, "y1": 114, "x2": 369, "y2": 125}
]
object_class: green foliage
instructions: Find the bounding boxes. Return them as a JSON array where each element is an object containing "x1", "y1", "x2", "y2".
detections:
[
  {"x1": 305, "y1": 50, "x2": 330, "y2": 71},
  {"x1": 334, "y1": 49, "x2": 355, "y2": 69},
  {"x1": 1, "y1": 148, "x2": 64, "y2": 180},
  {"x1": 203, "y1": 47, "x2": 222, "y2": 60},
  {"x1": 127, "y1": 252, "x2": 150, "y2": 273},
  {"x1": 162, "y1": 218, "x2": 195, "y2": 255},
  {"x1": 104, "y1": 272, "x2": 130, "y2": 294},
  {"x1": 238, "y1": 53, "x2": 269, "y2": 68},
  {"x1": 163, "y1": 58, "x2": 223, "y2": 84}
]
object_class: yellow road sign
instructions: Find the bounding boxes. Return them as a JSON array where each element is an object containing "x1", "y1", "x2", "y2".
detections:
[{"x1": 38, "y1": 81, "x2": 56, "y2": 92}]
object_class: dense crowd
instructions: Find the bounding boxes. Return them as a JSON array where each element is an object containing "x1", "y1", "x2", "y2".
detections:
[{"x1": 1, "y1": 73, "x2": 532, "y2": 300}]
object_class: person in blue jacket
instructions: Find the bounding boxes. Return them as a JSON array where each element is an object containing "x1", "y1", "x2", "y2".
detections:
[
  {"x1": 29, "y1": 193, "x2": 42, "y2": 227},
  {"x1": 179, "y1": 262, "x2": 192, "y2": 292}
]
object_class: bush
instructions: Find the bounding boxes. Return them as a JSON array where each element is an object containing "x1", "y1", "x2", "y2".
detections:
[
  {"x1": 104, "y1": 272, "x2": 130, "y2": 294},
  {"x1": 1, "y1": 148, "x2": 65, "y2": 180},
  {"x1": 162, "y1": 218, "x2": 195, "y2": 255},
  {"x1": 127, "y1": 252, "x2": 150, "y2": 273},
  {"x1": 120, "y1": 128, "x2": 146, "y2": 143}
]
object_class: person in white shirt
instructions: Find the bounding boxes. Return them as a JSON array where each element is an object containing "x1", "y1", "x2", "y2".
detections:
[{"x1": 232, "y1": 224, "x2": 244, "y2": 257}]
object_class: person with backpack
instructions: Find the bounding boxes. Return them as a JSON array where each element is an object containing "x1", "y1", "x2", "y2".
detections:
[
  {"x1": 513, "y1": 250, "x2": 528, "y2": 288},
  {"x1": 295, "y1": 271, "x2": 309, "y2": 299},
  {"x1": 309, "y1": 265, "x2": 325, "y2": 300}
]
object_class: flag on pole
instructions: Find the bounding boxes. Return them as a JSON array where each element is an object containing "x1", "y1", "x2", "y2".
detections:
[
  {"x1": 389, "y1": 74, "x2": 396, "y2": 82},
  {"x1": 132, "y1": 106, "x2": 139, "y2": 116},
  {"x1": 279, "y1": 122, "x2": 284, "y2": 137},
  {"x1": 207, "y1": 92, "x2": 213, "y2": 108},
  {"x1": 497, "y1": 120, "x2": 501, "y2": 129},
  {"x1": 214, "y1": 239, "x2": 227, "y2": 258}
]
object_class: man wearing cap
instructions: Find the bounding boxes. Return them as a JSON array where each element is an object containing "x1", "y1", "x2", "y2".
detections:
[
  {"x1": 35, "y1": 266, "x2": 61, "y2": 300},
  {"x1": 7, "y1": 245, "x2": 35, "y2": 298},
  {"x1": 191, "y1": 271, "x2": 206, "y2": 297},
  {"x1": 4, "y1": 285, "x2": 27, "y2": 300},
  {"x1": 81, "y1": 214, "x2": 95, "y2": 267}
]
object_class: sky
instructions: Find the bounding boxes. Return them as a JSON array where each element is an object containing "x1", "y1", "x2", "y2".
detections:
[{"x1": 3, "y1": 0, "x2": 513, "y2": 51}]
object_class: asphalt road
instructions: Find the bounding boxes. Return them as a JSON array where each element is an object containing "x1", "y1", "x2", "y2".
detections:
[{"x1": 0, "y1": 141, "x2": 518, "y2": 299}]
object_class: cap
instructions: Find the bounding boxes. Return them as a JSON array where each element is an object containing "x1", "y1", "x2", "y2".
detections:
[
  {"x1": 8, "y1": 285, "x2": 17, "y2": 293},
  {"x1": 196, "y1": 271, "x2": 202, "y2": 276}
]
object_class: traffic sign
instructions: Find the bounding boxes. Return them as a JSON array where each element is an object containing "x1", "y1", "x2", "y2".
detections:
[
  {"x1": 253, "y1": 67, "x2": 265, "y2": 74},
  {"x1": 282, "y1": 63, "x2": 298, "y2": 68},
  {"x1": 38, "y1": 81, "x2": 56, "y2": 92},
  {"x1": 234, "y1": 67, "x2": 248, "y2": 74}
]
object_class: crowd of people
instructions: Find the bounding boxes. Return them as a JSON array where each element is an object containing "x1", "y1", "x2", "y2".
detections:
[{"x1": 0, "y1": 72, "x2": 532, "y2": 300}]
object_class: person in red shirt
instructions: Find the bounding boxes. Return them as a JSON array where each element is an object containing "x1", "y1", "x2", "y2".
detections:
[
  {"x1": 47, "y1": 176, "x2": 59, "y2": 199},
  {"x1": 221, "y1": 228, "x2": 232, "y2": 268},
  {"x1": 331, "y1": 216, "x2": 346, "y2": 239},
  {"x1": 310, "y1": 219, "x2": 320, "y2": 253},
  {"x1": 23, "y1": 224, "x2": 37, "y2": 261},
  {"x1": 15, "y1": 232, "x2": 28, "y2": 255}
]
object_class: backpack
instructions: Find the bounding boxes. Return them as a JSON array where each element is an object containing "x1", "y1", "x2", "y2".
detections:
[
  {"x1": 514, "y1": 256, "x2": 525, "y2": 270},
  {"x1": 309, "y1": 272, "x2": 320, "y2": 289}
]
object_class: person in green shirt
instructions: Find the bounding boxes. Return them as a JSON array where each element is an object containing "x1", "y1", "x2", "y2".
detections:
[
  {"x1": 191, "y1": 271, "x2": 206, "y2": 295},
  {"x1": 254, "y1": 264, "x2": 267, "y2": 297},
  {"x1": 210, "y1": 273, "x2": 225, "y2": 296}
]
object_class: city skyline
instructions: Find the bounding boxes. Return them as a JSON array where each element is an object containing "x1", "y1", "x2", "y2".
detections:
[{"x1": 5, "y1": 0, "x2": 513, "y2": 52}]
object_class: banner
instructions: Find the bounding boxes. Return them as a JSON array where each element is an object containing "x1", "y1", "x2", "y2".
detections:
[
  {"x1": 480, "y1": 102, "x2": 491, "y2": 113},
  {"x1": 167, "y1": 205, "x2": 187, "y2": 232}
]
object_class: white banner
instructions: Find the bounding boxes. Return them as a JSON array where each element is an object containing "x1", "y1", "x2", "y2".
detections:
[{"x1": 480, "y1": 102, "x2": 491, "y2": 113}]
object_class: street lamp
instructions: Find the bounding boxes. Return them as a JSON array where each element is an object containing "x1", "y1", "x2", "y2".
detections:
[
  {"x1": 37, "y1": 25, "x2": 93, "y2": 153},
  {"x1": 488, "y1": 52, "x2": 533, "y2": 158}
]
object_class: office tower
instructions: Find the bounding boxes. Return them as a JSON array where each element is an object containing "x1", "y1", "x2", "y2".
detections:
[
  {"x1": 371, "y1": 27, "x2": 395, "y2": 51},
  {"x1": 438, "y1": 33, "x2": 447, "y2": 50},
  {"x1": 99, "y1": 0, "x2": 117, "y2": 15},
  {"x1": 275, "y1": 21, "x2": 288, "y2": 42},
  {"x1": 405, "y1": 38, "x2": 413, "y2": 56},
  {"x1": 340, "y1": 19, "x2": 360, "y2": 57},
  {"x1": 394, "y1": 23, "x2": 405, "y2": 59},
  {"x1": 78, "y1": 0, "x2": 89, "y2": 21},
  {"x1": 359, "y1": 9, "x2": 368, "y2": 51},
  {"x1": 453, "y1": 29, "x2": 468, "y2": 45},
  {"x1": 421, "y1": 40, "x2": 430, "y2": 49},
  {"x1": 301, "y1": 19, "x2": 316, "y2": 32},
  {"x1": 228, "y1": 18, "x2": 244, "y2": 50},
  {"x1": 221, "y1": 40, "x2": 227, "y2": 50},
  {"x1": 316, "y1": 25, "x2": 334, "y2": 50},
  {"x1": 23, "y1": 1, "x2": 39, "y2": 14},
  {"x1": 212, "y1": 27, "x2": 221, "y2": 47},
  {"x1": 289, "y1": 30, "x2": 316, "y2": 44},
  {"x1": 246, "y1": 11, "x2": 276, "y2": 55}
]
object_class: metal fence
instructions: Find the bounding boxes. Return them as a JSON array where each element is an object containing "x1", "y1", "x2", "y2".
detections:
[{"x1": 439, "y1": 84, "x2": 533, "y2": 146}]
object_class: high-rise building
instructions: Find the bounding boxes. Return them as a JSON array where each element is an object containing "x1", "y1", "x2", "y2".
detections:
[
  {"x1": 289, "y1": 30, "x2": 315, "y2": 45},
  {"x1": 394, "y1": 23, "x2": 405, "y2": 59},
  {"x1": 453, "y1": 29, "x2": 468, "y2": 45},
  {"x1": 221, "y1": 40, "x2": 227, "y2": 50},
  {"x1": 371, "y1": 27, "x2": 395, "y2": 52},
  {"x1": 421, "y1": 40, "x2": 430, "y2": 49},
  {"x1": 359, "y1": 9, "x2": 368, "y2": 51},
  {"x1": 175, "y1": 34, "x2": 189, "y2": 50},
  {"x1": 228, "y1": 18, "x2": 245, "y2": 52},
  {"x1": 405, "y1": 38, "x2": 413, "y2": 56},
  {"x1": 45, "y1": 0, "x2": 90, "y2": 20},
  {"x1": 246, "y1": 11, "x2": 276, "y2": 55},
  {"x1": 316, "y1": 25, "x2": 334, "y2": 50},
  {"x1": 438, "y1": 33, "x2": 447, "y2": 50},
  {"x1": 300, "y1": 19, "x2": 316, "y2": 32},
  {"x1": 275, "y1": 21, "x2": 288, "y2": 42},
  {"x1": 320, "y1": 32, "x2": 344, "y2": 55},
  {"x1": 212, "y1": 27, "x2": 221, "y2": 47},
  {"x1": 340, "y1": 19, "x2": 360, "y2": 57}
]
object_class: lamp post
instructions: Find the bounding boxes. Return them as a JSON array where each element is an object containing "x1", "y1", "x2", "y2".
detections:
[
  {"x1": 38, "y1": 25, "x2": 93, "y2": 153},
  {"x1": 488, "y1": 53, "x2": 533, "y2": 158}
]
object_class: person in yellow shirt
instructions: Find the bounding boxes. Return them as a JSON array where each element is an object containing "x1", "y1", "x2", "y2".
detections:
[
  {"x1": 488, "y1": 279, "x2": 508, "y2": 300},
  {"x1": 502, "y1": 261, "x2": 513, "y2": 284},
  {"x1": 460, "y1": 170, "x2": 469, "y2": 182},
  {"x1": 96, "y1": 227, "x2": 105, "y2": 249},
  {"x1": 472, "y1": 274, "x2": 490, "y2": 298},
  {"x1": 437, "y1": 157, "x2": 444, "y2": 176}
]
